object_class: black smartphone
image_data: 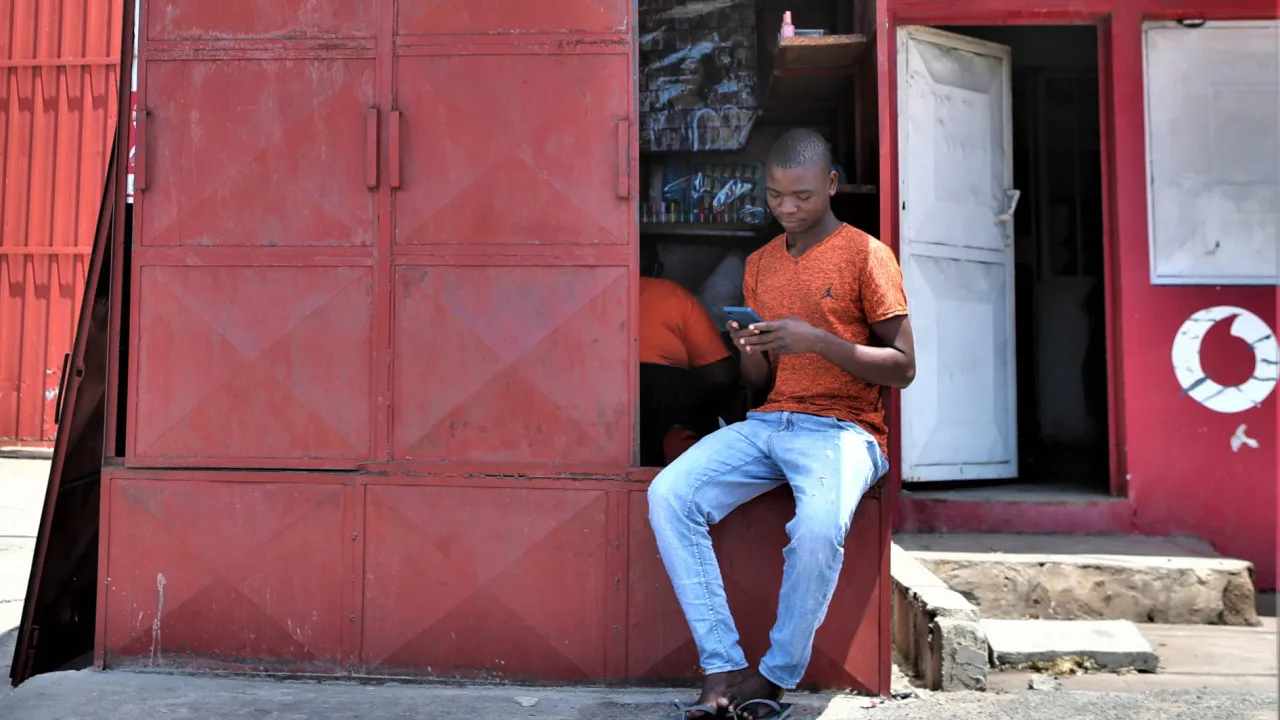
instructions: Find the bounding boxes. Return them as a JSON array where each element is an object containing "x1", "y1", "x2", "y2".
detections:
[{"x1": 722, "y1": 306, "x2": 764, "y2": 328}]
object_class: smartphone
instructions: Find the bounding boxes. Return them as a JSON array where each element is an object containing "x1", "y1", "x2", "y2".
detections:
[{"x1": 722, "y1": 306, "x2": 764, "y2": 328}]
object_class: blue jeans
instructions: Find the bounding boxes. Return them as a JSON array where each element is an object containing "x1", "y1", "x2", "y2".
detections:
[{"x1": 647, "y1": 411, "x2": 887, "y2": 690}]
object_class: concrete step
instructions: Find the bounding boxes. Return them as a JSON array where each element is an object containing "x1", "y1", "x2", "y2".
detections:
[
  {"x1": 981, "y1": 618, "x2": 1159, "y2": 672},
  {"x1": 896, "y1": 533, "x2": 1258, "y2": 626},
  {"x1": 987, "y1": 616, "x2": 1278, "y2": 695}
]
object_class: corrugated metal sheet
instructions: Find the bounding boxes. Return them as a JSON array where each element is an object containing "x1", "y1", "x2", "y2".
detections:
[{"x1": 1, "y1": 0, "x2": 122, "y2": 443}]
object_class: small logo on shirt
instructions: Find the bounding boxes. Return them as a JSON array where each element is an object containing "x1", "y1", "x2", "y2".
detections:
[{"x1": 821, "y1": 286, "x2": 838, "y2": 301}]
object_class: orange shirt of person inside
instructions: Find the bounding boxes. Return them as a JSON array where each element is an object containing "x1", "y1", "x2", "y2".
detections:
[
  {"x1": 639, "y1": 277, "x2": 730, "y2": 370},
  {"x1": 638, "y1": 245, "x2": 733, "y2": 465},
  {"x1": 744, "y1": 223, "x2": 908, "y2": 456}
]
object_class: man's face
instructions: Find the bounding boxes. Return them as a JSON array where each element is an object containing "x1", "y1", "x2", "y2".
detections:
[{"x1": 765, "y1": 162, "x2": 836, "y2": 234}]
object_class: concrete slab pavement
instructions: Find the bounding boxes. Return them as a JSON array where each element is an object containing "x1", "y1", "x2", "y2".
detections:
[
  {"x1": 988, "y1": 617, "x2": 1278, "y2": 695},
  {"x1": 982, "y1": 619, "x2": 1158, "y2": 672},
  {"x1": 1, "y1": 458, "x2": 50, "y2": 701},
  {"x1": 0, "y1": 670, "x2": 1277, "y2": 720}
]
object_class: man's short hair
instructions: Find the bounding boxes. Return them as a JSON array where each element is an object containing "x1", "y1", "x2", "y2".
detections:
[{"x1": 767, "y1": 128, "x2": 833, "y2": 171}]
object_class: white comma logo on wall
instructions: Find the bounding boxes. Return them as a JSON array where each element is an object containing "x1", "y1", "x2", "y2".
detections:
[{"x1": 1171, "y1": 306, "x2": 1278, "y2": 414}]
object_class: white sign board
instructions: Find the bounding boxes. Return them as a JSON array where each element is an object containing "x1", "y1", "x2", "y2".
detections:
[{"x1": 1143, "y1": 21, "x2": 1279, "y2": 286}]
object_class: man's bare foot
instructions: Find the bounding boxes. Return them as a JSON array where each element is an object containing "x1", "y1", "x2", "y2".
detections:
[
  {"x1": 725, "y1": 670, "x2": 785, "y2": 719},
  {"x1": 683, "y1": 670, "x2": 745, "y2": 718}
]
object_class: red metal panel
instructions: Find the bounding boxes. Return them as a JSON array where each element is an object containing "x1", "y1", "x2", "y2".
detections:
[
  {"x1": 146, "y1": 0, "x2": 376, "y2": 40},
  {"x1": 388, "y1": 29, "x2": 637, "y2": 463},
  {"x1": 129, "y1": 0, "x2": 383, "y2": 466},
  {"x1": 138, "y1": 58, "x2": 376, "y2": 248},
  {"x1": 130, "y1": 265, "x2": 373, "y2": 464},
  {"x1": 0, "y1": 256, "x2": 88, "y2": 444},
  {"x1": 396, "y1": 0, "x2": 628, "y2": 35},
  {"x1": 0, "y1": 0, "x2": 122, "y2": 443},
  {"x1": 884, "y1": 0, "x2": 1279, "y2": 23},
  {"x1": 628, "y1": 489, "x2": 884, "y2": 692},
  {"x1": 361, "y1": 484, "x2": 612, "y2": 679},
  {"x1": 101, "y1": 476, "x2": 347, "y2": 671},
  {"x1": 392, "y1": 265, "x2": 630, "y2": 463},
  {"x1": 392, "y1": 52, "x2": 632, "y2": 247},
  {"x1": 98, "y1": 471, "x2": 886, "y2": 692}
]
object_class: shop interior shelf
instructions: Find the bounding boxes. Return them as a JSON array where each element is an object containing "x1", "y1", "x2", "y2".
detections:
[
  {"x1": 640, "y1": 223, "x2": 765, "y2": 239},
  {"x1": 766, "y1": 33, "x2": 869, "y2": 106},
  {"x1": 837, "y1": 183, "x2": 876, "y2": 195}
]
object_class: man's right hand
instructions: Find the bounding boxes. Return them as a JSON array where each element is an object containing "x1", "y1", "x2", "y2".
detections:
[
  {"x1": 727, "y1": 320, "x2": 760, "y2": 352},
  {"x1": 728, "y1": 321, "x2": 773, "y2": 391}
]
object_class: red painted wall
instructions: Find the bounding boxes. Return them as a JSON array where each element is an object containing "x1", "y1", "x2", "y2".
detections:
[
  {"x1": 1, "y1": 0, "x2": 122, "y2": 444},
  {"x1": 880, "y1": 0, "x2": 1279, "y2": 589},
  {"x1": 1106, "y1": 9, "x2": 1277, "y2": 590}
]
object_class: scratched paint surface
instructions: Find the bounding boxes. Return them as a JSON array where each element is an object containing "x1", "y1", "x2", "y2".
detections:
[
  {"x1": 1126, "y1": 292, "x2": 1277, "y2": 589},
  {"x1": 103, "y1": 479, "x2": 347, "y2": 669},
  {"x1": 100, "y1": 472, "x2": 888, "y2": 692}
]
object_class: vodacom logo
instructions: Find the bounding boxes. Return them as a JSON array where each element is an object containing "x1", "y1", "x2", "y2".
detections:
[{"x1": 1171, "y1": 306, "x2": 1278, "y2": 414}]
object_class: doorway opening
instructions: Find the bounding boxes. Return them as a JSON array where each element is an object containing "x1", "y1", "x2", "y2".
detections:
[
  {"x1": 898, "y1": 25, "x2": 1111, "y2": 495},
  {"x1": 634, "y1": 0, "x2": 879, "y2": 468}
]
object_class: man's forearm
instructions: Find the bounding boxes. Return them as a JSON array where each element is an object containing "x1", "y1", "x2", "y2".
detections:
[
  {"x1": 739, "y1": 350, "x2": 773, "y2": 391},
  {"x1": 814, "y1": 331, "x2": 915, "y2": 388}
]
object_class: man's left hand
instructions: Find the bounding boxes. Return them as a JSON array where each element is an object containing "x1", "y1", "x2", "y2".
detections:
[{"x1": 736, "y1": 317, "x2": 828, "y2": 356}]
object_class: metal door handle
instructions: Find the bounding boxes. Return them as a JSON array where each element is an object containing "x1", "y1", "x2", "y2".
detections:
[
  {"x1": 54, "y1": 351, "x2": 70, "y2": 422},
  {"x1": 994, "y1": 189, "x2": 1020, "y2": 224},
  {"x1": 616, "y1": 119, "x2": 630, "y2": 199},
  {"x1": 365, "y1": 108, "x2": 379, "y2": 189},
  {"x1": 135, "y1": 109, "x2": 149, "y2": 192},
  {"x1": 390, "y1": 110, "x2": 402, "y2": 189}
]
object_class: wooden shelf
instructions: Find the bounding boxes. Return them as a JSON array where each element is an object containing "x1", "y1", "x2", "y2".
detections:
[
  {"x1": 640, "y1": 223, "x2": 764, "y2": 239},
  {"x1": 766, "y1": 33, "x2": 868, "y2": 106},
  {"x1": 836, "y1": 184, "x2": 876, "y2": 195}
]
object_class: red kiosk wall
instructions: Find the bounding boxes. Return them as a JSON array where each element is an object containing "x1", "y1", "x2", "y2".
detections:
[
  {"x1": 99, "y1": 0, "x2": 892, "y2": 694},
  {"x1": 1107, "y1": 8, "x2": 1277, "y2": 590}
]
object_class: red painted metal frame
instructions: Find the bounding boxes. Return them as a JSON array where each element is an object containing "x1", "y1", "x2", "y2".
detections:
[{"x1": 881, "y1": 0, "x2": 1280, "y2": 589}]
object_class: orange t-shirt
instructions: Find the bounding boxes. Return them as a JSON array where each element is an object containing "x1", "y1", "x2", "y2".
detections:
[
  {"x1": 639, "y1": 277, "x2": 731, "y2": 369},
  {"x1": 743, "y1": 224, "x2": 908, "y2": 455}
]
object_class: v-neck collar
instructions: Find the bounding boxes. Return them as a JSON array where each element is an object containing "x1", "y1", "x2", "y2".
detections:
[{"x1": 781, "y1": 223, "x2": 848, "y2": 262}]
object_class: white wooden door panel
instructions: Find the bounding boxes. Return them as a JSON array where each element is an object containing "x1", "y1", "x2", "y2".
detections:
[{"x1": 897, "y1": 26, "x2": 1018, "y2": 483}]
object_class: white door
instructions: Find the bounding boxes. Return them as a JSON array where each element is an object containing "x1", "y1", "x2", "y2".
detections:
[{"x1": 897, "y1": 27, "x2": 1018, "y2": 483}]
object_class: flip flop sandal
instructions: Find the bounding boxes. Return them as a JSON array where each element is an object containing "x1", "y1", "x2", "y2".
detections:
[
  {"x1": 730, "y1": 698, "x2": 794, "y2": 720},
  {"x1": 665, "y1": 700, "x2": 724, "y2": 719}
]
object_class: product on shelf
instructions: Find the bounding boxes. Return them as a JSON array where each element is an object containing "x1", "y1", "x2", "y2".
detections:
[
  {"x1": 641, "y1": 160, "x2": 769, "y2": 227},
  {"x1": 638, "y1": 0, "x2": 761, "y2": 153}
]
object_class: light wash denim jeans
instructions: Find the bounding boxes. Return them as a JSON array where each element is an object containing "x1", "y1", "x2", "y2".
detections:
[{"x1": 647, "y1": 410, "x2": 887, "y2": 690}]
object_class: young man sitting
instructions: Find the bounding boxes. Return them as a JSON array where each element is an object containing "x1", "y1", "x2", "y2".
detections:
[{"x1": 648, "y1": 129, "x2": 916, "y2": 720}]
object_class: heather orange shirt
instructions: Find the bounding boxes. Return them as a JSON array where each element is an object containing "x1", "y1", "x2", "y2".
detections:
[
  {"x1": 639, "y1": 277, "x2": 731, "y2": 369},
  {"x1": 743, "y1": 224, "x2": 908, "y2": 455}
]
